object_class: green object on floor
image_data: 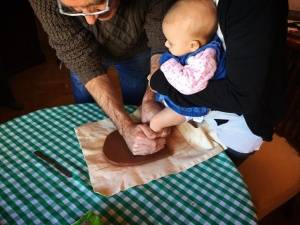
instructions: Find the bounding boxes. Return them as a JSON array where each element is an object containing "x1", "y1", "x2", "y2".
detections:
[{"x1": 72, "y1": 211, "x2": 103, "y2": 225}]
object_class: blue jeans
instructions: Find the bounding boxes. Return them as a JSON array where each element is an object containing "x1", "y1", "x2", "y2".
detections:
[{"x1": 70, "y1": 49, "x2": 151, "y2": 105}]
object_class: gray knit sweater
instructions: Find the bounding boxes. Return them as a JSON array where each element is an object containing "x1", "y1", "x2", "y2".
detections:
[{"x1": 29, "y1": 0, "x2": 174, "y2": 84}]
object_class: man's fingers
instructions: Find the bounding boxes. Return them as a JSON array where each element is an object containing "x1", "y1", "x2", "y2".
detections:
[
  {"x1": 124, "y1": 123, "x2": 168, "y2": 156},
  {"x1": 139, "y1": 124, "x2": 157, "y2": 139},
  {"x1": 131, "y1": 137, "x2": 166, "y2": 155},
  {"x1": 156, "y1": 127, "x2": 171, "y2": 138},
  {"x1": 156, "y1": 137, "x2": 166, "y2": 148}
]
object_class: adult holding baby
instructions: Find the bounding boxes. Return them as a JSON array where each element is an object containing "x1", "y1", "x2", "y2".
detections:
[{"x1": 150, "y1": 0, "x2": 288, "y2": 164}]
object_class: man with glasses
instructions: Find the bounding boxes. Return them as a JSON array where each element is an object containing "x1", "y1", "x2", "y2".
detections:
[{"x1": 29, "y1": 0, "x2": 174, "y2": 155}]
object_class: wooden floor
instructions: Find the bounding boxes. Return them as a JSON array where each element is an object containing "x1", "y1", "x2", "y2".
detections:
[
  {"x1": 0, "y1": 27, "x2": 298, "y2": 225},
  {"x1": 0, "y1": 36, "x2": 74, "y2": 123}
]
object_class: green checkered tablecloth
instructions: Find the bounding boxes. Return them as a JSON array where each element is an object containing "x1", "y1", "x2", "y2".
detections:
[{"x1": 0, "y1": 104, "x2": 257, "y2": 225}]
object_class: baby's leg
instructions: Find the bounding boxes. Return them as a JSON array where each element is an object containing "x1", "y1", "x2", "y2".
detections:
[{"x1": 150, "y1": 107, "x2": 186, "y2": 132}]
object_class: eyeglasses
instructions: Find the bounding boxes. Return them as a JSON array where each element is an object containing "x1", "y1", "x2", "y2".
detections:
[{"x1": 57, "y1": 0, "x2": 110, "y2": 17}]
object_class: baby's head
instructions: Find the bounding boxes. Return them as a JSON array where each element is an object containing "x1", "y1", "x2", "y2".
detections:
[{"x1": 163, "y1": 0, "x2": 217, "y2": 56}]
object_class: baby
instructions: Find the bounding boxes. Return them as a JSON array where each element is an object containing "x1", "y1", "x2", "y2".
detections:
[{"x1": 149, "y1": 0, "x2": 226, "y2": 132}]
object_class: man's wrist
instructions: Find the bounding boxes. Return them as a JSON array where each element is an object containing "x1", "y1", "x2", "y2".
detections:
[
  {"x1": 143, "y1": 54, "x2": 161, "y2": 103},
  {"x1": 150, "y1": 54, "x2": 161, "y2": 75},
  {"x1": 118, "y1": 118, "x2": 134, "y2": 136},
  {"x1": 85, "y1": 75, "x2": 134, "y2": 136},
  {"x1": 142, "y1": 87, "x2": 155, "y2": 103}
]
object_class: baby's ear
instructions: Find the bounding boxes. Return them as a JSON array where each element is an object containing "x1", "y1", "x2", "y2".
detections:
[{"x1": 190, "y1": 40, "x2": 200, "y2": 52}]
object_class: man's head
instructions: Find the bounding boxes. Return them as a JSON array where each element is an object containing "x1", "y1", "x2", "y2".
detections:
[
  {"x1": 59, "y1": 0, "x2": 120, "y2": 25},
  {"x1": 162, "y1": 0, "x2": 217, "y2": 56}
]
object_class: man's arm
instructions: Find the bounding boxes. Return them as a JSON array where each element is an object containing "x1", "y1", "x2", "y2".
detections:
[
  {"x1": 141, "y1": 55, "x2": 171, "y2": 138},
  {"x1": 141, "y1": 0, "x2": 174, "y2": 124},
  {"x1": 144, "y1": 0, "x2": 175, "y2": 56},
  {"x1": 85, "y1": 74, "x2": 132, "y2": 135},
  {"x1": 141, "y1": 54, "x2": 162, "y2": 123},
  {"x1": 144, "y1": 54, "x2": 161, "y2": 103},
  {"x1": 141, "y1": 1, "x2": 174, "y2": 139}
]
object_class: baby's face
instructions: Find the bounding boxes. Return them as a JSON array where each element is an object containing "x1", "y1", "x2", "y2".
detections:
[{"x1": 163, "y1": 22, "x2": 194, "y2": 57}]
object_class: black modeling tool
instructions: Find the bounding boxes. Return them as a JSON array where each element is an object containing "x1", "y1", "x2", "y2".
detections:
[{"x1": 34, "y1": 151, "x2": 72, "y2": 178}]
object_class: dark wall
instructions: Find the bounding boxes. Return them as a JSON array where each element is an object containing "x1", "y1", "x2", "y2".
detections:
[{"x1": 0, "y1": 0, "x2": 45, "y2": 75}]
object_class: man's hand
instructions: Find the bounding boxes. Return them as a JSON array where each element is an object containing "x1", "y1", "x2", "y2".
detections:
[
  {"x1": 140, "y1": 99, "x2": 162, "y2": 123},
  {"x1": 141, "y1": 100, "x2": 172, "y2": 138},
  {"x1": 122, "y1": 123, "x2": 167, "y2": 155}
]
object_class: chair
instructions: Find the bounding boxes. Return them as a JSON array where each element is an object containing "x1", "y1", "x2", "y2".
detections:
[{"x1": 238, "y1": 134, "x2": 300, "y2": 219}]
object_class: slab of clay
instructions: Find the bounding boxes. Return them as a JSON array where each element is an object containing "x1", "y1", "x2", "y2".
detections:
[{"x1": 103, "y1": 130, "x2": 171, "y2": 166}]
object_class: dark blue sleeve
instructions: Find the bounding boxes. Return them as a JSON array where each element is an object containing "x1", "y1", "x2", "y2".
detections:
[{"x1": 149, "y1": 69, "x2": 170, "y2": 92}]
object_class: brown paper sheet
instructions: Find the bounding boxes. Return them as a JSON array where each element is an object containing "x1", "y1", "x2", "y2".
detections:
[{"x1": 75, "y1": 110, "x2": 224, "y2": 196}]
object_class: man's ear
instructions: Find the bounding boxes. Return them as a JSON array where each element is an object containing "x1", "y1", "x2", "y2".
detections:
[{"x1": 190, "y1": 40, "x2": 200, "y2": 52}]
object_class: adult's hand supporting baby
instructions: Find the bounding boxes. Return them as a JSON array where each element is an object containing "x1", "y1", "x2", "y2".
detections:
[{"x1": 122, "y1": 123, "x2": 167, "y2": 155}]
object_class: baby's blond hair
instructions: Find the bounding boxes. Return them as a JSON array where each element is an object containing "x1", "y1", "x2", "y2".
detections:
[{"x1": 163, "y1": 0, "x2": 217, "y2": 45}]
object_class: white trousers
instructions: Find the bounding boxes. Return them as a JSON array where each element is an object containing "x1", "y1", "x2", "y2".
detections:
[{"x1": 203, "y1": 111, "x2": 263, "y2": 154}]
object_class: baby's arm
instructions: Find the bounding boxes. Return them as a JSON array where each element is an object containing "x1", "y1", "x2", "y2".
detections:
[
  {"x1": 161, "y1": 48, "x2": 217, "y2": 95},
  {"x1": 150, "y1": 107, "x2": 186, "y2": 132}
]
